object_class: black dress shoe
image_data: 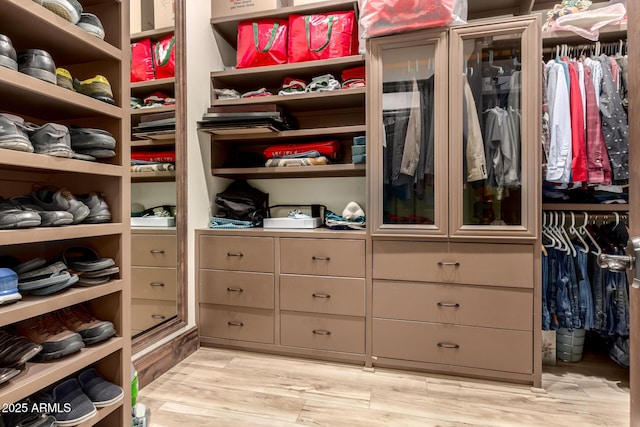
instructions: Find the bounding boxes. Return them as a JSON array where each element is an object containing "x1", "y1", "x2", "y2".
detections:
[
  {"x1": 17, "y1": 49, "x2": 56, "y2": 84},
  {"x1": 0, "y1": 34, "x2": 17, "y2": 71}
]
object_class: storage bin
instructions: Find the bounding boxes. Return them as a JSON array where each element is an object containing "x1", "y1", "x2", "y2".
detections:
[
  {"x1": 352, "y1": 145, "x2": 366, "y2": 155},
  {"x1": 556, "y1": 328, "x2": 586, "y2": 362},
  {"x1": 212, "y1": 0, "x2": 291, "y2": 19}
]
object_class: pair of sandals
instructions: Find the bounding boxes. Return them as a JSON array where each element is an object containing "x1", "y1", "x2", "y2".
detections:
[
  {"x1": 0, "y1": 330, "x2": 43, "y2": 386},
  {"x1": 14, "y1": 247, "x2": 118, "y2": 295}
]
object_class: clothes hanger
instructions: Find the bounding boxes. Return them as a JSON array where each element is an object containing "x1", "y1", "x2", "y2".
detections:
[
  {"x1": 559, "y1": 212, "x2": 577, "y2": 257},
  {"x1": 551, "y1": 211, "x2": 570, "y2": 253},
  {"x1": 542, "y1": 212, "x2": 558, "y2": 248},
  {"x1": 580, "y1": 211, "x2": 602, "y2": 255},
  {"x1": 569, "y1": 212, "x2": 589, "y2": 253}
]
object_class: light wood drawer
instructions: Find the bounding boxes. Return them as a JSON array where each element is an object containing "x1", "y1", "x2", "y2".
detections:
[
  {"x1": 199, "y1": 304, "x2": 274, "y2": 344},
  {"x1": 132, "y1": 234, "x2": 177, "y2": 267},
  {"x1": 373, "y1": 281, "x2": 532, "y2": 330},
  {"x1": 280, "y1": 238, "x2": 365, "y2": 277},
  {"x1": 372, "y1": 319, "x2": 532, "y2": 374},
  {"x1": 280, "y1": 275, "x2": 365, "y2": 316},
  {"x1": 199, "y1": 270, "x2": 274, "y2": 309},
  {"x1": 373, "y1": 241, "x2": 533, "y2": 288},
  {"x1": 280, "y1": 312, "x2": 365, "y2": 354},
  {"x1": 199, "y1": 236, "x2": 274, "y2": 273},
  {"x1": 131, "y1": 299, "x2": 177, "y2": 331},
  {"x1": 132, "y1": 267, "x2": 176, "y2": 301}
]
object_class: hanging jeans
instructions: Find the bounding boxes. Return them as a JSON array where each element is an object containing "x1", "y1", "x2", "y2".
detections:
[
  {"x1": 613, "y1": 268, "x2": 629, "y2": 336},
  {"x1": 542, "y1": 252, "x2": 551, "y2": 330},
  {"x1": 604, "y1": 270, "x2": 617, "y2": 336},
  {"x1": 574, "y1": 246, "x2": 594, "y2": 330},
  {"x1": 589, "y1": 250, "x2": 606, "y2": 331},
  {"x1": 566, "y1": 251, "x2": 581, "y2": 329},
  {"x1": 555, "y1": 251, "x2": 574, "y2": 329}
]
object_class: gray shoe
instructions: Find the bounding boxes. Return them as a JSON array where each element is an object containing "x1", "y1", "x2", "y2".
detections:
[
  {"x1": 28, "y1": 123, "x2": 74, "y2": 158},
  {"x1": 76, "y1": 192, "x2": 111, "y2": 224},
  {"x1": 33, "y1": 0, "x2": 82, "y2": 24},
  {"x1": 29, "y1": 188, "x2": 90, "y2": 224},
  {"x1": 75, "y1": 148, "x2": 116, "y2": 159},
  {"x1": 10, "y1": 195, "x2": 74, "y2": 227},
  {"x1": 0, "y1": 198, "x2": 41, "y2": 229},
  {"x1": 69, "y1": 127, "x2": 116, "y2": 150},
  {"x1": 0, "y1": 113, "x2": 34, "y2": 153},
  {"x1": 0, "y1": 34, "x2": 17, "y2": 71},
  {"x1": 77, "y1": 13, "x2": 105, "y2": 40}
]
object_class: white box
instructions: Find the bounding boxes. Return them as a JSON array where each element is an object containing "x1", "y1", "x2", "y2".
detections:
[
  {"x1": 131, "y1": 216, "x2": 176, "y2": 227},
  {"x1": 263, "y1": 217, "x2": 323, "y2": 229},
  {"x1": 211, "y1": 0, "x2": 291, "y2": 19},
  {"x1": 154, "y1": 0, "x2": 175, "y2": 29}
]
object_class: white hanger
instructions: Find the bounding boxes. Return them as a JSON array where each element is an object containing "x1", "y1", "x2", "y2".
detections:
[
  {"x1": 551, "y1": 212, "x2": 570, "y2": 253},
  {"x1": 542, "y1": 212, "x2": 558, "y2": 248},
  {"x1": 580, "y1": 212, "x2": 602, "y2": 256},
  {"x1": 559, "y1": 212, "x2": 577, "y2": 257},
  {"x1": 569, "y1": 212, "x2": 589, "y2": 253}
]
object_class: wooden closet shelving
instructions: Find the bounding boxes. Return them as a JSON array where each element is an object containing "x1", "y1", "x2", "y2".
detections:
[{"x1": 0, "y1": 1, "x2": 130, "y2": 424}]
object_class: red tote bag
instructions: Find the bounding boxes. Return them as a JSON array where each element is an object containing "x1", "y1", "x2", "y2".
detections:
[
  {"x1": 236, "y1": 19, "x2": 288, "y2": 68},
  {"x1": 154, "y1": 34, "x2": 176, "y2": 79},
  {"x1": 288, "y1": 11, "x2": 357, "y2": 63},
  {"x1": 130, "y1": 38, "x2": 155, "y2": 82}
]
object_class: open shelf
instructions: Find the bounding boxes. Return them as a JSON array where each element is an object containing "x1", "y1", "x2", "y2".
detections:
[
  {"x1": 0, "y1": 0, "x2": 121, "y2": 63},
  {"x1": 205, "y1": 125, "x2": 365, "y2": 142},
  {"x1": 0, "y1": 281, "x2": 124, "y2": 326},
  {"x1": 0, "y1": 149, "x2": 123, "y2": 177},
  {"x1": 131, "y1": 26, "x2": 175, "y2": 42},
  {"x1": 131, "y1": 77, "x2": 176, "y2": 97},
  {"x1": 131, "y1": 170, "x2": 176, "y2": 182},
  {"x1": 130, "y1": 105, "x2": 176, "y2": 116},
  {"x1": 211, "y1": 163, "x2": 365, "y2": 179},
  {"x1": 542, "y1": 22, "x2": 627, "y2": 45},
  {"x1": 542, "y1": 203, "x2": 629, "y2": 212},
  {"x1": 0, "y1": 223, "x2": 124, "y2": 246},
  {"x1": 0, "y1": 338, "x2": 124, "y2": 405},
  {"x1": 211, "y1": 88, "x2": 365, "y2": 111}
]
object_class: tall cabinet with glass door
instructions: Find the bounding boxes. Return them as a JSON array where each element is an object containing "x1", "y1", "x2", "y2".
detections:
[{"x1": 368, "y1": 16, "x2": 541, "y2": 385}]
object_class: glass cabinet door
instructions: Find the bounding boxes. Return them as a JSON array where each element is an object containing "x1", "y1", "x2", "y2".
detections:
[
  {"x1": 368, "y1": 30, "x2": 449, "y2": 236},
  {"x1": 449, "y1": 17, "x2": 540, "y2": 239}
]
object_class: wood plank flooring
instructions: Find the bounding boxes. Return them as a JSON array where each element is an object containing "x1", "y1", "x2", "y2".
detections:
[{"x1": 139, "y1": 347, "x2": 630, "y2": 426}]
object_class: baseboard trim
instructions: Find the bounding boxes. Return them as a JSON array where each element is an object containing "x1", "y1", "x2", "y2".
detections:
[{"x1": 134, "y1": 326, "x2": 199, "y2": 389}]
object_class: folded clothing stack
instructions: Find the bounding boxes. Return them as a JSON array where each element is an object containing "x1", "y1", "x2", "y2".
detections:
[
  {"x1": 263, "y1": 141, "x2": 340, "y2": 168},
  {"x1": 352, "y1": 135, "x2": 366, "y2": 164},
  {"x1": 342, "y1": 66, "x2": 366, "y2": 89},
  {"x1": 131, "y1": 149, "x2": 175, "y2": 173}
]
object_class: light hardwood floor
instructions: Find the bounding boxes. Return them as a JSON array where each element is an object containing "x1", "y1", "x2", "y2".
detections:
[{"x1": 139, "y1": 347, "x2": 630, "y2": 426}]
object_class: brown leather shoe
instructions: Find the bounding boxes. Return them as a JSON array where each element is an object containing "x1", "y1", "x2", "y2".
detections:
[
  {"x1": 14, "y1": 313, "x2": 84, "y2": 360},
  {"x1": 57, "y1": 304, "x2": 115, "y2": 346}
]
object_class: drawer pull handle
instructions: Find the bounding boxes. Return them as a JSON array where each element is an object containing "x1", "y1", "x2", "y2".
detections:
[
  {"x1": 227, "y1": 321, "x2": 244, "y2": 327},
  {"x1": 151, "y1": 314, "x2": 166, "y2": 320},
  {"x1": 312, "y1": 256, "x2": 330, "y2": 261},
  {"x1": 150, "y1": 282, "x2": 165, "y2": 287},
  {"x1": 437, "y1": 342, "x2": 460, "y2": 349},
  {"x1": 227, "y1": 252, "x2": 244, "y2": 257},
  {"x1": 150, "y1": 249, "x2": 165, "y2": 254},
  {"x1": 312, "y1": 329, "x2": 331, "y2": 336},
  {"x1": 227, "y1": 287, "x2": 244, "y2": 293},
  {"x1": 437, "y1": 261, "x2": 460, "y2": 267},
  {"x1": 437, "y1": 302, "x2": 460, "y2": 308},
  {"x1": 312, "y1": 293, "x2": 331, "y2": 299}
]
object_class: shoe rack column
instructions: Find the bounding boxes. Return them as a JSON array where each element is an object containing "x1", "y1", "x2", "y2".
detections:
[{"x1": 0, "y1": 1, "x2": 130, "y2": 426}]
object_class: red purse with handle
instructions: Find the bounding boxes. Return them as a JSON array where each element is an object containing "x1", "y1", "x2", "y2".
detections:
[
  {"x1": 288, "y1": 11, "x2": 357, "y2": 63},
  {"x1": 237, "y1": 19, "x2": 289, "y2": 68}
]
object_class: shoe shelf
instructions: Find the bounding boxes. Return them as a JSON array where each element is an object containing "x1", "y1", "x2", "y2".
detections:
[
  {"x1": 0, "y1": 0, "x2": 121, "y2": 64},
  {"x1": 131, "y1": 170, "x2": 176, "y2": 182},
  {"x1": 0, "y1": 0, "x2": 130, "y2": 422},
  {"x1": 0, "y1": 223, "x2": 123, "y2": 246},
  {"x1": 0, "y1": 337, "x2": 124, "y2": 406},
  {"x1": 76, "y1": 403, "x2": 123, "y2": 427},
  {"x1": 0, "y1": 67, "x2": 122, "y2": 121},
  {"x1": 0, "y1": 280, "x2": 123, "y2": 328},
  {"x1": 0, "y1": 149, "x2": 122, "y2": 177}
]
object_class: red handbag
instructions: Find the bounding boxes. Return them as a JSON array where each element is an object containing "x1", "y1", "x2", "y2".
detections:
[
  {"x1": 264, "y1": 141, "x2": 341, "y2": 160},
  {"x1": 236, "y1": 19, "x2": 288, "y2": 68},
  {"x1": 288, "y1": 11, "x2": 357, "y2": 63},
  {"x1": 130, "y1": 38, "x2": 155, "y2": 82},
  {"x1": 154, "y1": 34, "x2": 176, "y2": 79}
]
